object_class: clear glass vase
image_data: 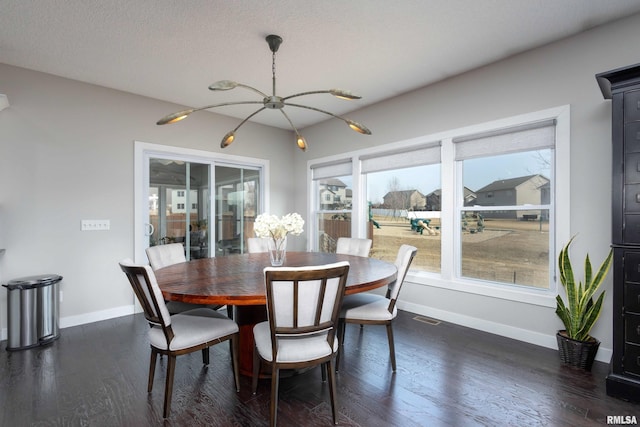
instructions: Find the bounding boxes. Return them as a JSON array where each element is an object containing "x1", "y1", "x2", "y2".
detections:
[{"x1": 268, "y1": 236, "x2": 287, "y2": 266}]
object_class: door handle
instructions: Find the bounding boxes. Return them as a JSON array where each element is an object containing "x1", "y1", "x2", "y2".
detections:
[{"x1": 145, "y1": 223, "x2": 155, "y2": 236}]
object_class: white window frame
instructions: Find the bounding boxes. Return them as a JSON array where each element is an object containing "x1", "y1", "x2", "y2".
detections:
[{"x1": 307, "y1": 105, "x2": 570, "y2": 307}]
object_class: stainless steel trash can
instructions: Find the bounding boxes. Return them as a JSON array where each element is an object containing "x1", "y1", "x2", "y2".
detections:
[{"x1": 3, "y1": 274, "x2": 62, "y2": 351}]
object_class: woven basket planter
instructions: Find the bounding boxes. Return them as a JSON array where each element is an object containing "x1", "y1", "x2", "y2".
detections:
[{"x1": 556, "y1": 330, "x2": 600, "y2": 371}]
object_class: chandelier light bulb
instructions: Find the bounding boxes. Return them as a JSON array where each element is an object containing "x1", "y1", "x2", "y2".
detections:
[
  {"x1": 296, "y1": 134, "x2": 307, "y2": 151},
  {"x1": 220, "y1": 131, "x2": 235, "y2": 148}
]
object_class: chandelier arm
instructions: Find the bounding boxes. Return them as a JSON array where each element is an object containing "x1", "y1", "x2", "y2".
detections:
[
  {"x1": 231, "y1": 106, "x2": 268, "y2": 132},
  {"x1": 282, "y1": 90, "x2": 332, "y2": 101},
  {"x1": 235, "y1": 83, "x2": 269, "y2": 98},
  {"x1": 283, "y1": 102, "x2": 344, "y2": 120},
  {"x1": 282, "y1": 90, "x2": 361, "y2": 101},
  {"x1": 277, "y1": 109, "x2": 300, "y2": 134},
  {"x1": 220, "y1": 106, "x2": 269, "y2": 149},
  {"x1": 283, "y1": 102, "x2": 372, "y2": 135},
  {"x1": 157, "y1": 101, "x2": 264, "y2": 125},
  {"x1": 194, "y1": 100, "x2": 264, "y2": 113},
  {"x1": 278, "y1": 109, "x2": 307, "y2": 151}
]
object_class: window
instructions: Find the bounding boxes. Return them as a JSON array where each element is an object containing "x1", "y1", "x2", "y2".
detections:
[
  {"x1": 307, "y1": 106, "x2": 569, "y2": 304},
  {"x1": 310, "y1": 160, "x2": 353, "y2": 253},
  {"x1": 360, "y1": 143, "x2": 441, "y2": 270},
  {"x1": 454, "y1": 120, "x2": 555, "y2": 289},
  {"x1": 366, "y1": 163, "x2": 441, "y2": 272}
]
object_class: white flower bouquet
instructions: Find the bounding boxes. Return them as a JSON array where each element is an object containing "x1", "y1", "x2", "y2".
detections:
[
  {"x1": 254, "y1": 213, "x2": 304, "y2": 266},
  {"x1": 254, "y1": 213, "x2": 304, "y2": 240}
]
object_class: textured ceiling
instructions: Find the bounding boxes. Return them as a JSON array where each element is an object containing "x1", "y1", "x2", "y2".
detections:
[{"x1": 2, "y1": 0, "x2": 640, "y2": 131}]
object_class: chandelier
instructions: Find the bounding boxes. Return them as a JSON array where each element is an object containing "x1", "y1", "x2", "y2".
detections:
[{"x1": 156, "y1": 34, "x2": 371, "y2": 151}]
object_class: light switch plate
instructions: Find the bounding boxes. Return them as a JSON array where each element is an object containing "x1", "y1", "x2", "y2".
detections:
[{"x1": 81, "y1": 219, "x2": 110, "y2": 231}]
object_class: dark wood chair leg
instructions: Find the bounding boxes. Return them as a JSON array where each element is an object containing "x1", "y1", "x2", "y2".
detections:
[
  {"x1": 227, "y1": 306, "x2": 234, "y2": 355},
  {"x1": 148, "y1": 349, "x2": 158, "y2": 392},
  {"x1": 231, "y1": 335, "x2": 240, "y2": 392},
  {"x1": 270, "y1": 365, "x2": 280, "y2": 427},
  {"x1": 386, "y1": 322, "x2": 396, "y2": 372},
  {"x1": 327, "y1": 359, "x2": 339, "y2": 425},
  {"x1": 321, "y1": 363, "x2": 327, "y2": 382},
  {"x1": 163, "y1": 355, "x2": 177, "y2": 418},
  {"x1": 252, "y1": 346, "x2": 260, "y2": 394},
  {"x1": 336, "y1": 321, "x2": 346, "y2": 371},
  {"x1": 202, "y1": 347, "x2": 210, "y2": 365}
]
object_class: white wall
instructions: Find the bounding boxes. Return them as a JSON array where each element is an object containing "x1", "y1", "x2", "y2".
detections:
[
  {"x1": 0, "y1": 64, "x2": 295, "y2": 335},
  {"x1": 292, "y1": 14, "x2": 640, "y2": 361}
]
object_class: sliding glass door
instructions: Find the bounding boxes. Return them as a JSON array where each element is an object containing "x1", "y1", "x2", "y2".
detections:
[
  {"x1": 134, "y1": 141, "x2": 268, "y2": 264},
  {"x1": 214, "y1": 165, "x2": 261, "y2": 255},
  {"x1": 148, "y1": 159, "x2": 210, "y2": 260}
]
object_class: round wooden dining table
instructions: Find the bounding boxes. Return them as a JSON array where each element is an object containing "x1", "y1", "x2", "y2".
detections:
[{"x1": 155, "y1": 251, "x2": 397, "y2": 376}]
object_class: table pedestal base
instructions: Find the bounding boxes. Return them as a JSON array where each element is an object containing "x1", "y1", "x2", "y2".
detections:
[{"x1": 234, "y1": 305, "x2": 267, "y2": 377}]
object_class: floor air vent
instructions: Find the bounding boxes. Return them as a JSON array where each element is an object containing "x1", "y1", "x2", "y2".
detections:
[{"x1": 413, "y1": 316, "x2": 441, "y2": 326}]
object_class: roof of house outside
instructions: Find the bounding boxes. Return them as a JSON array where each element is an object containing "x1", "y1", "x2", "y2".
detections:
[
  {"x1": 320, "y1": 178, "x2": 347, "y2": 188},
  {"x1": 476, "y1": 175, "x2": 549, "y2": 193}
]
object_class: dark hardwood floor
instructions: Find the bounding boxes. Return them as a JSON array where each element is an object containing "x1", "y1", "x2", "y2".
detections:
[{"x1": 1, "y1": 310, "x2": 638, "y2": 426}]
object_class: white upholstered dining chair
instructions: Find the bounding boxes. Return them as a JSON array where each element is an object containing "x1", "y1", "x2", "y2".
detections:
[
  {"x1": 119, "y1": 259, "x2": 240, "y2": 418},
  {"x1": 336, "y1": 244, "x2": 417, "y2": 372},
  {"x1": 146, "y1": 243, "x2": 222, "y2": 314},
  {"x1": 335, "y1": 237, "x2": 372, "y2": 257},
  {"x1": 252, "y1": 261, "x2": 350, "y2": 427},
  {"x1": 146, "y1": 243, "x2": 186, "y2": 270}
]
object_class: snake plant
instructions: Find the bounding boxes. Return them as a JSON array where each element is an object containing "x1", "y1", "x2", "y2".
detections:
[{"x1": 556, "y1": 236, "x2": 613, "y2": 342}]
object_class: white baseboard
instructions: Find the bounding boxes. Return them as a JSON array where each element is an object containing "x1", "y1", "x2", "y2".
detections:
[
  {"x1": 397, "y1": 300, "x2": 613, "y2": 364},
  {"x1": 59, "y1": 304, "x2": 136, "y2": 329},
  {"x1": 2, "y1": 301, "x2": 612, "y2": 365}
]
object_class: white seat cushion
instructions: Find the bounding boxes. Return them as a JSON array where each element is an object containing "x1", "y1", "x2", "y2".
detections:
[
  {"x1": 340, "y1": 293, "x2": 396, "y2": 321},
  {"x1": 253, "y1": 321, "x2": 338, "y2": 363},
  {"x1": 149, "y1": 308, "x2": 238, "y2": 351}
]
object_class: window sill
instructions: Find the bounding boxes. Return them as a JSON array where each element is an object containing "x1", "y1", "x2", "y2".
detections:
[{"x1": 406, "y1": 270, "x2": 557, "y2": 308}]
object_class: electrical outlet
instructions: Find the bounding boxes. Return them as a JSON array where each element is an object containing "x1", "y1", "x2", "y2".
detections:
[{"x1": 81, "y1": 219, "x2": 110, "y2": 231}]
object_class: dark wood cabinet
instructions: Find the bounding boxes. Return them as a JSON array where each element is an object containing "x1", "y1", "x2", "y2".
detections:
[{"x1": 597, "y1": 63, "x2": 640, "y2": 402}]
